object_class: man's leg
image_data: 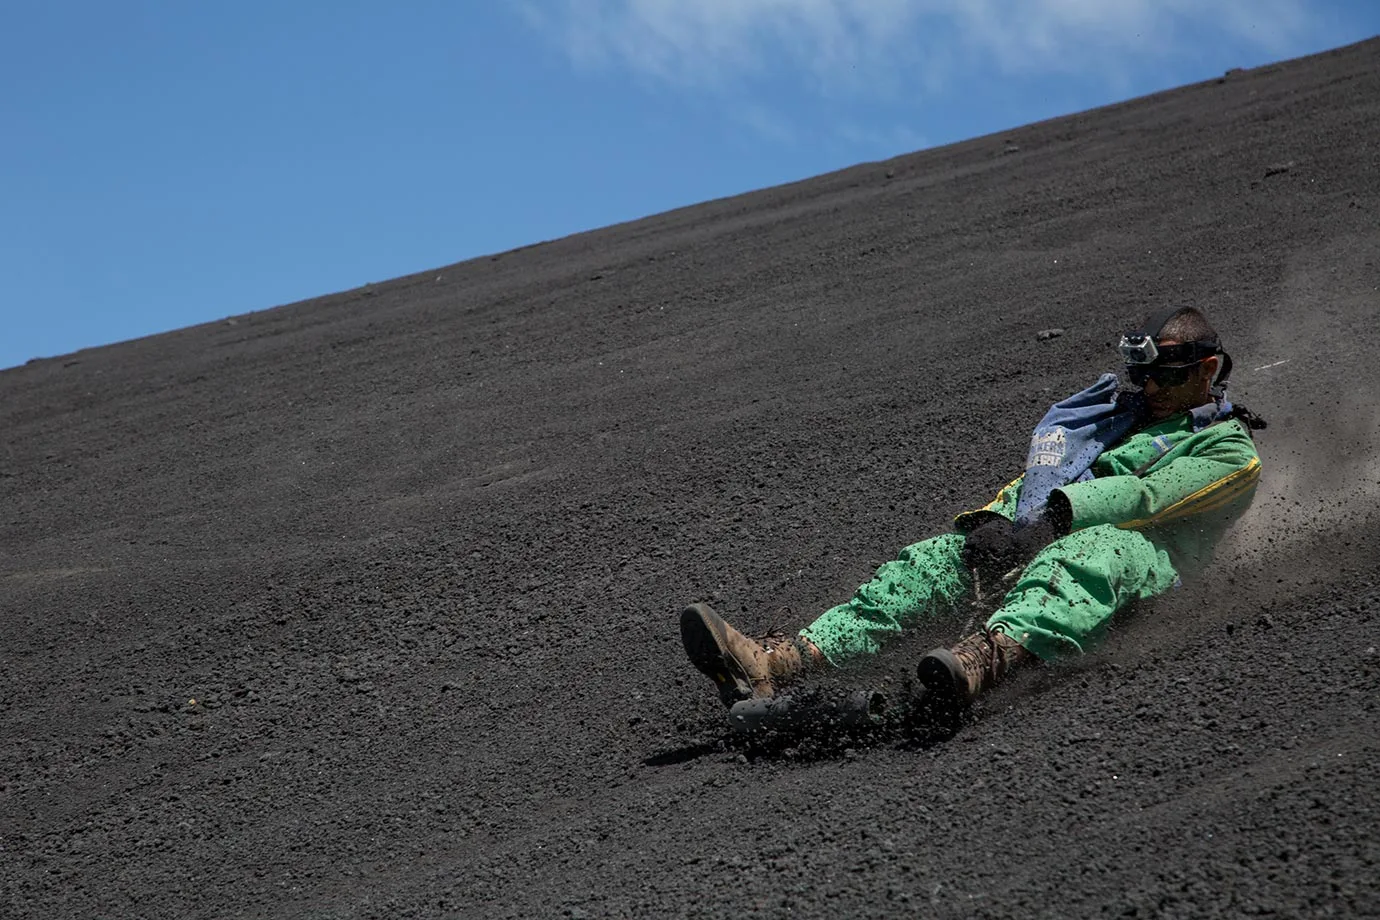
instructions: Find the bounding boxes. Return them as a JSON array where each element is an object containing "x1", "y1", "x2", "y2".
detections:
[
  {"x1": 800, "y1": 532, "x2": 969, "y2": 666},
  {"x1": 915, "y1": 524, "x2": 1178, "y2": 727},
  {"x1": 682, "y1": 531, "x2": 966, "y2": 706},
  {"x1": 987, "y1": 524, "x2": 1179, "y2": 660}
]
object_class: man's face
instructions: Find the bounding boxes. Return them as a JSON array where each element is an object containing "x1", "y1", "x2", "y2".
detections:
[{"x1": 1137, "y1": 338, "x2": 1221, "y2": 421}]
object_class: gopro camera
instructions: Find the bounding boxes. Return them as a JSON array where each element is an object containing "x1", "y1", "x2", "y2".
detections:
[{"x1": 1118, "y1": 334, "x2": 1159, "y2": 365}]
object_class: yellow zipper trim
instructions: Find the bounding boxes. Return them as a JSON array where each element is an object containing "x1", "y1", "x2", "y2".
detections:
[{"x1": 1118, "y1": 455, "x2": 1261, "y2": 529}]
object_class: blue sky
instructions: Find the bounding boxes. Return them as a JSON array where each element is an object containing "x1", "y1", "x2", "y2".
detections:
[{"x1": 2, "y1": 1, "x2": 1377, "y2": 370}]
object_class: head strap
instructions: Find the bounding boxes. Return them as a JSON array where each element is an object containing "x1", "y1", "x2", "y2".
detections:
[{"x1": 1137, "y1": 307, "x2": 1184, "y2": 340}]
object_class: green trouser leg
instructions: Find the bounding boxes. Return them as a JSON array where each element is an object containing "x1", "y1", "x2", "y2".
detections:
[
  {"x1": 986, "y1": 524, "x2": 1179, "y2": 660},
  {"x1": 800, "y1": 533, "x2": 969, "y2": 666},
  {"x1": 799, "y1": 525, "x2": 1180, "y2": 666}
]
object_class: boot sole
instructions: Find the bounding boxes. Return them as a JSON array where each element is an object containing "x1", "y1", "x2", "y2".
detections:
[
  {"x1": 916, "y1": 648, "x2": 967, "y2": 734},
  {"x1": 680, "y1": 603, "x2": 753, "y2": 708}
]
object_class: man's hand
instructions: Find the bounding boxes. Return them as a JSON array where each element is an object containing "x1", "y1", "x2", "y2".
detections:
[
  {"x1": 1013, "y1": 515, "x2": 1061, "y2": 559},
  {"x1": 963, "y1": 498, "x2": 1071, "y2": 587},
  {"x1": 962, "y1": 517, "x2": 1024, "y2": 587}
]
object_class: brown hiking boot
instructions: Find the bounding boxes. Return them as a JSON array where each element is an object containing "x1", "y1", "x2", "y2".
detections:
[
  {"x1": 916, "y1": 628, "x2": 1033, "y2": 729},
  {"x1": 680, "y1": 603, "x2": 810, "y2": 707}
]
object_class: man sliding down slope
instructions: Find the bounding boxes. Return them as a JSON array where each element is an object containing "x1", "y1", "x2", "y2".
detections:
[{"x1": 681, "y1": 307, "x2": 1264, "y2": 729}]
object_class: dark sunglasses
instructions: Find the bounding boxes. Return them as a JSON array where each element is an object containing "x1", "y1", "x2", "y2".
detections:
[{"x1": 1125, "y1": 360, "x2": 1204, "y2": 388}]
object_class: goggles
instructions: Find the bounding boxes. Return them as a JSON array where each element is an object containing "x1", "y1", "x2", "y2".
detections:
[{"x1": 1124, "y1": 360, "x2": 1205, "y2": 388}]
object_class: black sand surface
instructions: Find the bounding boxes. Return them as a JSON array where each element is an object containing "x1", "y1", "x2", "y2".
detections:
[{"x1": 4, "y1": 38, "x2": 1379, "y2": 920}]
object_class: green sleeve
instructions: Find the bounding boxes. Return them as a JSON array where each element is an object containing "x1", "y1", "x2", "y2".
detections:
[{"x1": 1056, "y1": 424, "x2": 1261, "y2": 531}]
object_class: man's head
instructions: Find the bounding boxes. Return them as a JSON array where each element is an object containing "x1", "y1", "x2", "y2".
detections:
[{"x1": 1120, "y1": 307, "x2": 1224, "y2": 421}]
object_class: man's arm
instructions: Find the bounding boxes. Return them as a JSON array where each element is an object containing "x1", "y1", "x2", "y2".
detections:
[{"x1": 1054, "y1": 423, "x2": 1260, "y2": 532}]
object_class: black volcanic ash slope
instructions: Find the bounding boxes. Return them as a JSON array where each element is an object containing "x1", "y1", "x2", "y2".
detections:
[{"x1": 2, "y1": 38, "x2": 1378, "y2": 920}]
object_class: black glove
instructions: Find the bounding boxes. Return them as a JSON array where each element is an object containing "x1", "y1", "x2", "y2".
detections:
[
  {"x1": 962, "y1": 499, "x2": 1071, "y2": 586},
  {"x1": 1011, "y1": 515, "x2": 1060, "y2": 560},
  {"x1": 962, "y1": 517, "x2": 1023, "y2": 587}
]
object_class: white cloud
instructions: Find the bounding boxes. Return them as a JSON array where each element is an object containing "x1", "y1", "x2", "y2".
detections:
[
  {"x1": 729, "y1": 104, "x2": 799, "y2": 145},
  {"x1": 521, "y1": 0, "x2": 1329, "y2": 93},
  {"x1": 835, "y1": 122, "x2": 929, "y2": 153}
]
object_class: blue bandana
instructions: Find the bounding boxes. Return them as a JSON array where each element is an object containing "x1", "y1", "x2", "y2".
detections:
[{"x1": 1013, "y1": 374, "x2": 1233, "y2": 527}]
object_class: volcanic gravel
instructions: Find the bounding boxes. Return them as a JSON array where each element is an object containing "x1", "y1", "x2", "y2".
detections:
[{"x1": 3, "y1": 38, "x2": 1379, "y2": 920}]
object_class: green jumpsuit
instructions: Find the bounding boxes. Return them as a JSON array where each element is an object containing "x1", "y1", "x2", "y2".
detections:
[{"x1": 799, "y1": 413, "x2": 1261, "y2": 664}]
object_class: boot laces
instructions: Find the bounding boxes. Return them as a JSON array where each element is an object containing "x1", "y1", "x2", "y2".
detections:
[
  {"x1": 752, "y1": 606, "x2": 794, "y2": 653},
  {"x1": 955, "y1": 625, "x2": 1014, "y2": 689}
]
